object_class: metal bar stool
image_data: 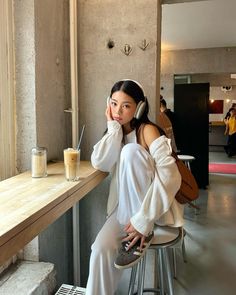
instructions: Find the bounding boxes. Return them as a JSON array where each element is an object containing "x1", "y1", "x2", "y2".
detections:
[
  {"x1": 128, "y1": 226, "x2": 184, "y2": 295},
  {"x1": 177, "y1": 154, "x2": 198, "y2": 213},
  {"x1": 177, "y1": 154, "x2": 195, "y2": 171}
]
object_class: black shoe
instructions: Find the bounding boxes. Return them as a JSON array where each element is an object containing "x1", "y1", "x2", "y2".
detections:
[{"x1": 114, "y1": 232, "x2": 154, "y2": 270}]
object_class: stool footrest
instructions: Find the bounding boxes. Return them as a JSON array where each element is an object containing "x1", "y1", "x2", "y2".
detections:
[{"x1": 133, "y1": 288, "x2": 163, "y2": 294}]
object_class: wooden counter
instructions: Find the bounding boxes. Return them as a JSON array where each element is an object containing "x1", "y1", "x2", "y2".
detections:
[
  {"x1": 0, "y1": 161, "x2": 107, "y2": 265},
  {"x1": 209, "y1": 121, "x2": 225, "y2": 126}
]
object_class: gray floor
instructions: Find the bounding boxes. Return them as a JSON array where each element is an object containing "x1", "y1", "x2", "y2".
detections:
[
  {"x1": 174, "y1": 151, "x2": 236, "y2": 295},
  {"x1": 209, "y1": 151, "x2": 236, "y2": 164},
  {"x1": 117, "y1": 151, "x2": 236, "y2": 295}
]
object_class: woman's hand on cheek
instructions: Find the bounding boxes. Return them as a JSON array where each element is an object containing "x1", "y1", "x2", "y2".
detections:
[
  {"x1": 123, "y1": 222, "x2": 146, "y2": 251},
  {"x1": 105, "y1": 105, "x2": 113, "y2": 121}
]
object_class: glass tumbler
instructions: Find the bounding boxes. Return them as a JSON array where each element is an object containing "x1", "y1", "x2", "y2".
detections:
[
  {"x1": 31, "y1": 147, "x2": 47, "y2": 178},
  {"x1": 64, "y1": 148, "x2": 80, "y2": 181}
]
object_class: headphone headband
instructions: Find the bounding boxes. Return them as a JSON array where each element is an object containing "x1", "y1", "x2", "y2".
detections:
[{"x1": 121, "y1": 79, "x2": 145, "y2": 95}]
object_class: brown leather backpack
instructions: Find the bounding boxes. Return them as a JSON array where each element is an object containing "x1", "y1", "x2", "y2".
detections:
[
  {"x1": 171, "y1": 151, "x2": 199, "y2": 208},
  {"x1": 138, "y1": 124, "x2": 199, "y2": 209}
]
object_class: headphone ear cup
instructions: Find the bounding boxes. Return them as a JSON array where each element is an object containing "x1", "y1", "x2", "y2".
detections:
[
  {"x1": 107, "y1": 96, "x2": 110, "y2": 106},
  {"x1": 134, "y1": 101, "x2": 146, "y2": 119}
]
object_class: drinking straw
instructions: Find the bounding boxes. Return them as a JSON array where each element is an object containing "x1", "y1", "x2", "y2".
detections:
[{"x1": 77, "y1": 124, "x2": 85, "y2": 150}]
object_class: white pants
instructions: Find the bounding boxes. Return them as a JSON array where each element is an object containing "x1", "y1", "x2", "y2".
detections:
[{"x1": 86, "y1": 143, "x2": 155, "y2": 295}]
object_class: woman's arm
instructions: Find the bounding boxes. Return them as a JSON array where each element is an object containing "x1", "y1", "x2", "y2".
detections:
[
  {"x1": 130, "y1": 134, "x2": 182, "y2": 235},
  {"x1": 124, "y1": 125, "x2": 182, "y2": 249},
  {"x1": 91, "y1": 106, "x2": 123, "y2": 172}
]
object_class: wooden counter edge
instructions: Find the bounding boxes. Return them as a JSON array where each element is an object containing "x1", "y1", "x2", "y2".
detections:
[
  {"x1": 209, "y1": 121, "x2": 225, "y2": 126},
  {"x1": 0, "y1": 164, "x2": 106, "y2": 247},
  {"x1": 0, "y1": 169, "x2": 107, "y2": 266}
]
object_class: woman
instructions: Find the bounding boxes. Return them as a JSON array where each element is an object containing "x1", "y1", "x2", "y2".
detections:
[
  {"x1": 86, "y1": 79, "x2": 184, "y2": 295},
  {"x1": 224, "y1": 107, "x2": 236, "y2": 157}
]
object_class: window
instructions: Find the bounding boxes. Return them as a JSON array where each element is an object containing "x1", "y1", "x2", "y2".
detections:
[
  {"x1": 0, "y1": 0, "x2": 16, "y2": 181},
  {"x1": 174, "y1": 74, "x2": 191, "y2": 84}
]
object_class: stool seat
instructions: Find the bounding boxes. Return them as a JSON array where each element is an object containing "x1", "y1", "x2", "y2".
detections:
[
  {"x1": 177, "y1": 154, "x2": 195, "y2": 161},
  {"x1": 152, "y1": 226, "x2": 180, "y2": 244},
  {"x1": 128, "y1": 226, "x2": 184, "y2": 295},
  {"x1": 177, "y1": 154, "x2": 195, "y2": 174}
]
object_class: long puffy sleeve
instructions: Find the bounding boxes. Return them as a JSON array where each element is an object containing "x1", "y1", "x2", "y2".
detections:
[
  {"x1": 91, "y1": 120, "x2": 123, "y2": 172},
  {"x1": 130, "y1": 136, "x2": 183, "y2": 236}
]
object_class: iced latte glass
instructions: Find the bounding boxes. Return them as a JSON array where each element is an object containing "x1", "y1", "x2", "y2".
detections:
[{"x1": 64, "y1": 148, "x2": 80, "y2": 181}]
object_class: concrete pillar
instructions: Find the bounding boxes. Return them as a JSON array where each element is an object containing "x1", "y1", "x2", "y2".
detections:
[
  {"x1": 77, "y1": 0, "x2": 162, "y2": 289},
  {"x1": 13, "y1": 0, "x2": 72, "y2": 289}
]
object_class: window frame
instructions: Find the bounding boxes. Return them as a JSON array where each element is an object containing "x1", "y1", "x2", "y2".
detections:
[{"x1": 0, "y1": 0, "x2": 16, "y2": 181}]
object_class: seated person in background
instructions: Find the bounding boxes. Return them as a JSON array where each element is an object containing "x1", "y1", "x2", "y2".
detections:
[
  {"x1": 224, "y1": 107, "x2": 236, "y2": 157},
  {"x1": 160, "y1": 98, "x2": 176, "y2": 130},
  {"x1": 158, "y1": 108, "x2": 178, "y2": 153},
  {"x1": 159, "y1": 96, "x2": 178, "y2": 152}
]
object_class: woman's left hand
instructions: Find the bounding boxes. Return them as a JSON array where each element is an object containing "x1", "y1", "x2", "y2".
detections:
[
  {"x1": 105, "y1": 104, "x2": 113, "y2": 121},
  {"x1": 123, "y1": 222, "x2": 146, "y2": 251}
]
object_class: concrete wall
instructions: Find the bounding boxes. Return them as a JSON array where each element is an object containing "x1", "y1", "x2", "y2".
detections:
[
  {"x1": 9, "y1": 0, "x2": 235, "y2": 292},
  {"x1": 35, "y1": 0, "x2": 72, "y2": 161},
  {"x1": 163, "y1": 0, "x2": 208, "y2": 3},
  {"x1": 35, "y1": 0, "x2": 72, "y2": 289},
  {"x1": 77, "y1": 0, "x2": 162, "y2": 288},
  {"x1": 160, "y1": 47, "x2": 236, "y2": 110},
  {"x1": 12, "y1": 0, "x2": 162, "y2": 291},
  {"x1": 15, "y1": 0, "x2": 71, "y2": 172},
  {"x1": 14, "y1": 0, "x2": 72, "y2": 289},
  {"x1": 78, "y1": 0, "x2": 160, "y2": 158},
  {"x1": 161, "y1": 47, "x2": 236, "y2": 75},
  {"x1": 15, "y1": 0, "x2": 37, "y2": 173}
]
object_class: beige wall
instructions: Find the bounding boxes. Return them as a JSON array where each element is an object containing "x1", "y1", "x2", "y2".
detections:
[
  {"x1": 13, "y1": 0, "x2": 72, "y2": 287},
  {"x1": 12, "y1": 0, "x2": 162, "y2": 289},
  {"x1": 15, "y1": 0, "x2": 71, "y2": 173},
  {"x1": 9, "y1": 0, "x2": 234, "y2": 291},
  {"x1": 35, "y1": 0, "x2": 71, "y2": 161},
  {"x1": 77, "y1": 0, "x2": 162, "y2": 288},
  {"x1": 160, "y1": 47, "x2": 236, "y2": 111},
  {"x1": 78, "y1": 0, "x2": 161, "y2": 160},
  {"x1": 15, "y1": 0, "x2": 37, "y2": 172}
]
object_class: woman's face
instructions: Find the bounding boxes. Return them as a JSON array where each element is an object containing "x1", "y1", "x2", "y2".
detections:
[
  {"x1": 230, "y1": 109, "x2": 236, "y2": 117},
  {"x1": 109, "y1": 90, "x2": 137, "y2": 128}
]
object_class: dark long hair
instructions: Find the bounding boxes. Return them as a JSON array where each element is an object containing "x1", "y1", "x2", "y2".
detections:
[
  {"x1": 110, "y1": 80, "x2": 152, "y2": 131},
  {"x1": 105, "y1": 79, "x2": 165, "y2": 138}
]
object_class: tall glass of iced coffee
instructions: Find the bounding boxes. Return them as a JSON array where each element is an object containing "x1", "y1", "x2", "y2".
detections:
[{"x1": 64, "y1": 148, "x2": 80, "y2": 181}]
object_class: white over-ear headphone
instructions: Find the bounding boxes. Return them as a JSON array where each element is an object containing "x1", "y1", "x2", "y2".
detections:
[
  {"x1": 133, "y1": 99, "x2": 146, "y2": 119},
  {"x1": 107, "y1": 96, "x2": 111, "y2": 106},
  {"x1": 107, "y1": 79, "x2": 146, "y2": 120},
  {"x1": 121, "y1": 79, "x2": 144, "y2": 92},
  {"x1": 122, "y1": 79, "x2": 146, "y2": 119}
]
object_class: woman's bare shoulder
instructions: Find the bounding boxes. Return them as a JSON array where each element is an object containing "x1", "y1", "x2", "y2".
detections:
[{"x1": 143, "y1": 124, "x2": 161, "y2": 147}]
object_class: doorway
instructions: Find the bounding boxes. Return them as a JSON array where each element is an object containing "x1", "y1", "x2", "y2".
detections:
[{"x1": 174, "y1": 83, "x2": 209, "y2": 189}]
